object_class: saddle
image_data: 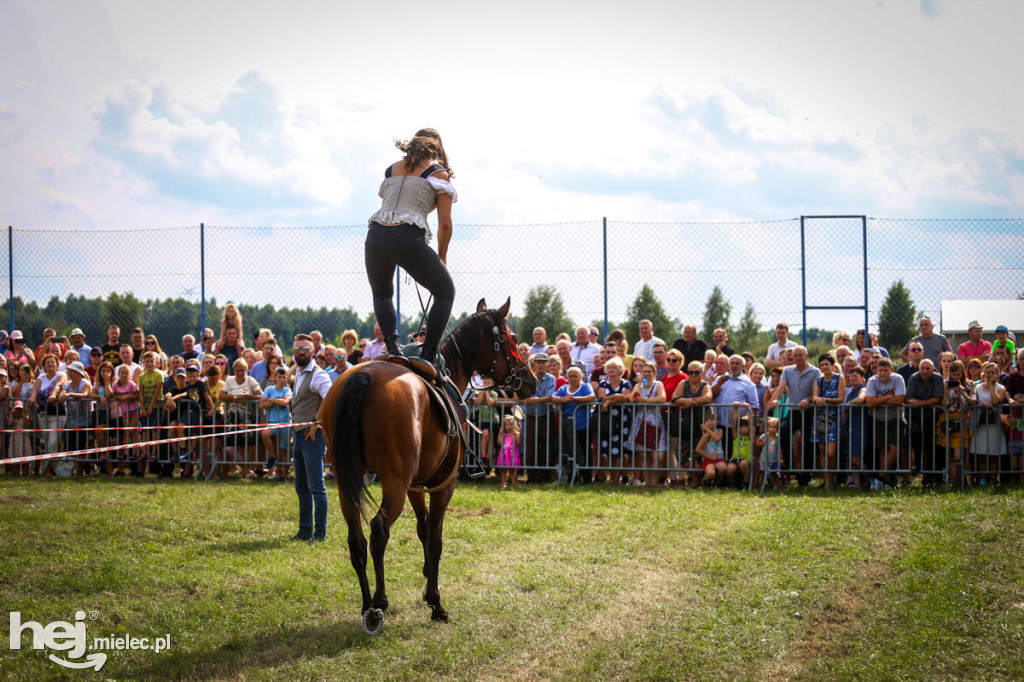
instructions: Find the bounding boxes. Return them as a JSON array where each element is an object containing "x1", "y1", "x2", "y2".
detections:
[{"x1": 371, "y1": 353, "x2": 473, "y2": 457}]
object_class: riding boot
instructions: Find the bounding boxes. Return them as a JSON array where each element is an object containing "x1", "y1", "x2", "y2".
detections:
[
  {"x1": 385, "y1": 334, "x2": 404, "y2": 357},
  {"x1": 418, "y1": 344, "x2": 437, "y2": 365}
]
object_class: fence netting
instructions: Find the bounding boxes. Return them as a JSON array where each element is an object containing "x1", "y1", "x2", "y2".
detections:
[{"x1": 1, "y1": 217, "x2": 1022, "y2": 350}]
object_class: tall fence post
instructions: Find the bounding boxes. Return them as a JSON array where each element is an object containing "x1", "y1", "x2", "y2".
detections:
[
  {"x1": 396, "y1": 268, "x2": 401, "y2": 338},
  {"x1": 799, "y1": 215, "x2": 807, "y2": 346},
  {"x1": 200, "y1": 222, "x2": 206, "y2": 335},
  {"x1": 602, "y1": 217, "x2": 608, "y2": 338},
  {"x1": 862, "y1": 216, "x2": 870, "y2": 338},
  {"x1": 8, "y1": 225, "x2": 13, "y2": 333}
]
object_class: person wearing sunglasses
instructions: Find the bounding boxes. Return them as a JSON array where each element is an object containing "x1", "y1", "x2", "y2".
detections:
[
  {"x1": 6, "y1": 330, "x2": 36, "y2": 371},
  {"x1": 289, "y1": 334, "x2": 332, "y2": 542},
  {"x1": 144, "y1": 334, "x2": 168, "y2": 372}
]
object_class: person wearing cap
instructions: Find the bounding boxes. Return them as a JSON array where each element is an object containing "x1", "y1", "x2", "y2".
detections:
[
  {"x1": 68, "y1": 328, "x2": 91, "y2": 363},
  {"x1": 163, "y1": 366, "x2": 190, "y2": 475},
  {"x1": 86, "y1": 347, "x2": 104, "y2": 381},
  {"x1": 168, "y1": 365, "x2": 213, "y2": 475},
  {"x1": 60, "y1": 361, "x2": 93, "y2": 475},
  {"x1": 521, "y1": 352, "x2": 557, "y2": 483},
  {"x1": 6, "y1": 330, "x2": 36, "y2": 371},
  {"x1": 958, "y1": 321, "x2": 992, "y2": 363},
  {"x1": 900, "y1": 316, "x2": 952, "y2": 366},
  {"x1": 993, "y1": 325, "x2": 1016, "y2": 359},
  {"x1": 6, "y1": 398, "x2": 33, "y2": 476}
]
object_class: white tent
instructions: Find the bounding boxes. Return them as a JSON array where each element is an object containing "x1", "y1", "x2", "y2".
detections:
[{"x1": 940, "y1": 299, "x2": 1024, "y2": 334}]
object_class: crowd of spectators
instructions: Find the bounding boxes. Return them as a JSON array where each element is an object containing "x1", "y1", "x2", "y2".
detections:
[
  {"x1": 2, "y1": 312, "x2": 1021, "y2": 490},
  {"x1": 0, "y1": 308, "x2": 384, "y2": 479},
  {"x1": 468, "y1": 316, "x2": 1023, "y2": 489}
]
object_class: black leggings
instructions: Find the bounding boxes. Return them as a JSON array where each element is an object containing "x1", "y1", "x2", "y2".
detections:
[{"x1": 365, "y1": 222, "x2": 455, "y2": 351}]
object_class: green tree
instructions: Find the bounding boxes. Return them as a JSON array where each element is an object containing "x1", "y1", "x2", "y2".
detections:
[
  {"x1": 519, "y1": 285, "x2": 575, "y2": 343},
  {"x1": 625, "y1": 284, "x2": 679, "y2": 347},
  {"x1": 735, "y1": 302, "x2": 760, "y2": 353},
  {"x1": 102, "y1": 292, "x2": 144, "y2": 335},
  {"x1": 877, "y1": 280, "x2": 917, "y2": 352},
  {"x1": 700, "y1": 286, "x2": 732, "y2": 344}
]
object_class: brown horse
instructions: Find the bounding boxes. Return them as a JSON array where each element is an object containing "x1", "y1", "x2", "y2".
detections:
[{"x1": 319, "y1": 298, "x2": 537, "y2": 634}]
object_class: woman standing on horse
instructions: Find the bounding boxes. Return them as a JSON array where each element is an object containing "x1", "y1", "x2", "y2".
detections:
[{"x1": 366, "y1": 128, "x2": 457, "y2": 373}]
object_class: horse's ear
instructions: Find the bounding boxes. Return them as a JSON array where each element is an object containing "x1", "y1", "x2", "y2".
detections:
[
  {"x1": 476, "y1": 298, "x2": 487, "y2": 313},
  {"x1": 497, "y1": 297, "x2": 511, "y2": 319}
]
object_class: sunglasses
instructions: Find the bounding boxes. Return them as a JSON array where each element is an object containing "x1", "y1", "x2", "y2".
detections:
[
  {"x1": 667, "y1": 357, "x2": 681, "y2": 363},
  {"x1": 215, "y1": 361, "x2": 227, "y2": 366},
  {"x1": 334, "y1": 355, "x2": 345, "y2": 361},
  {"x1": 293, "y1": 346, "x2": 312, "y2": 352},
  {"x1": 145, "y1": 341, "x2": 156, "y2": 346}
]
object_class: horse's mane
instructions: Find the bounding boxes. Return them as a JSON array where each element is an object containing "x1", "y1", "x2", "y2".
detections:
[{"x1": 439, "y1": 309, "x2": 495, "y2": 375}]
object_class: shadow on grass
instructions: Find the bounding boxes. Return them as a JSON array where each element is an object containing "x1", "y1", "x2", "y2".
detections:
[{"x1": 127, "y1": 614, "x2": 412, "y2": 679}]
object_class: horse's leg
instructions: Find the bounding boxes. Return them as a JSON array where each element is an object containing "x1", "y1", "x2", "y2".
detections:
[
  {"x1": 408, "y1": 490, "x2": 430, "y2": 578},
  {"x1": 340, "y1": 495, "x2": 372, "y2": 616},
  {"x1": 423, "y1": 481, "x2": 455, "y2": 622},
  {"x1": 369, "y1": 480, "x2": 407, "y2": 613},
  {"x1": 342, "y1": 499, "x2": 374, "y2": 614}
]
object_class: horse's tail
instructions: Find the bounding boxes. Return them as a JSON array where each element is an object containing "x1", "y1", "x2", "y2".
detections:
[{"x1": 333, "y1": 370, "x2": 374, "y2": 517}]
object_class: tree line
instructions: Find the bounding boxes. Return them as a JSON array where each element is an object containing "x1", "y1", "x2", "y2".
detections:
[{"x1": 1, "y1": 280, "x2": 919, "y2": 359}]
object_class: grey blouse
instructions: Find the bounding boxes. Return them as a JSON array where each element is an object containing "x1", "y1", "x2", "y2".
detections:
[{"x1": 368, "y1": 168, "x2": 458, "y2": 243}]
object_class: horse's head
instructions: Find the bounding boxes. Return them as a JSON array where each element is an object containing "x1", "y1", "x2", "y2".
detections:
[{"x1": 442, "y1": 297, "x2": 537, "y2": 400}]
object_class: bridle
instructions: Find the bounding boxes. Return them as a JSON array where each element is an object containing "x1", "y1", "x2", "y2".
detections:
[
  {"x1": 486, "y1": 322, "x2": 529, "y2": 393},
  {"x1": 449, "y1": 314, "x2": 529, "y2": 394}
]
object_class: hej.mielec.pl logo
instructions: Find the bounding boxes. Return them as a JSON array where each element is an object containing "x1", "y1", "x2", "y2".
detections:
[{"x1": 10, "y1": 610, "x2": 171, "y2": 671}]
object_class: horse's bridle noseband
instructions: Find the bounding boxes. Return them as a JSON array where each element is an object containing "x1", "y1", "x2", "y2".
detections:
[{"x1": 485, "y1": 322, "x2": 529, "y2": 394}]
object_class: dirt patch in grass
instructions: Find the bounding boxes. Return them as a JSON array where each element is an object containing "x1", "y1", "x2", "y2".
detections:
[
  {"x1": 0, "y1": 496, "x2": 35, "y2": 504},
  {"x1": 447, "y1": 505, "x2": 493, "y2": 517},
  {"x1": 761, "y1": 517, "x2": 904, "y2": 681}
]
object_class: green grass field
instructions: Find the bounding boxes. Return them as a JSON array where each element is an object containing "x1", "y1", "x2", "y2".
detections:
[{"x1": 1, "y1": 477, "x2": 1023, "y2": 681}]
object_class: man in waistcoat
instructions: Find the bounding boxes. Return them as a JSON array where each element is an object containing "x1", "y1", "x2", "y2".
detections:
[{"x1": 290, "y1": 333, "x2": 333, "y2": 542}]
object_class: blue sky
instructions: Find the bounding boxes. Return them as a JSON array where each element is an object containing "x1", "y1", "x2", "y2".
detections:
[{"x1": 1, "y1": 0, "x2": 1022, "y2": 332}]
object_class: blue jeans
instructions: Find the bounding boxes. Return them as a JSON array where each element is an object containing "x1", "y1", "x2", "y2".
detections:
[{"x1": 293, "y1": 428, "x2": 328, "y2": 538}]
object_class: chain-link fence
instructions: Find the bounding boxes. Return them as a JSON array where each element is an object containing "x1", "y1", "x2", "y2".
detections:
[{"x1": 2, "y1": 218, "x2": 1022, "y2": 356}]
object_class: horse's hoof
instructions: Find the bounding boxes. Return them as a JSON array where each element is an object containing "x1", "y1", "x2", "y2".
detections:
[
  {"x1": 362, "y1": 608, "x2": 384, "y2": 635},
  {"x1": 430, "y1": 607, "x2": 449, "y2": 623}
]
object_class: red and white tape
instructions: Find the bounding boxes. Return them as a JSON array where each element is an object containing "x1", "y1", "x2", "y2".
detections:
[
  {"x1": 1, "y1": 421, "x2": 311, "y2": 434},
  {"x1": 0, "y1": 420, "x2": 320, "y2": 465}
]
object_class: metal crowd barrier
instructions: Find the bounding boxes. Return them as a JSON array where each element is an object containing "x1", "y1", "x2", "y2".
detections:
[
  {"x1": 4, "y1": 390, "x2": 1020, "y2": 490},
  {"x1": 458, "y1": 397, "x2": 1023, "y2": 489},
  {"x1": 207, "y1": 398, "x2": 294, "y2": 480}
]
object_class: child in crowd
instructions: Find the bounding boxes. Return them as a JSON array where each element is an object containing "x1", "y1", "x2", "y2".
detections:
[
  {"x1": 259, "y1": 366, "x2": 293, "y2": 480},
  {"x1": 220, "y1": 303, "x2": 244, "y2": 346},
  {"x1": 90, "y1": 362, "x2": 116, "y2": 476},
  {"x1": 138, "y1": 351, "x2": 165, "y2": 471},
  {"x1": 993, "y1": 325, "x2": 1016, "y2": 358},
  {"x1": 697, "y1": 408, "x2": 725, "y2": 487},
  {"x1": 163, "y1": 368, "x2": 189, "y2": 476},
  {"x1": 728, "y1": 403, "x2": 753, "y2": 488},
  {"x1": 6, "y1": 400, "x2": 33, "y2": 476},
  {"x1": 758, "y1": 417, "x2": 782, "y2": 489},
  {"x1": 112, "y1": 364, "x2": 140, "y2": 474},
  {"x1": 1010, "y1": 394, "x2": 1024, "y2": 484},
  {"x1": 495, "y1": 414, "x2": 522, "y2": 489}
]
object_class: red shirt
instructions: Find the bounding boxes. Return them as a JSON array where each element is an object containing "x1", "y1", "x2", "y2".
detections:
[
  {"x1": 958, "y1": 339, "x2": 992, "y2": 359},
  {"x1": 661, "y1": 371, "x2": 689, "y2": 401}
]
